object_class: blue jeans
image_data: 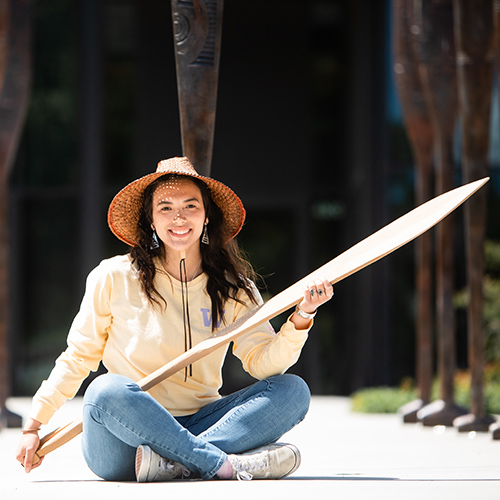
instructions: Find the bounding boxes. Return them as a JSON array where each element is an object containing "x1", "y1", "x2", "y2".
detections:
[{"x1": 81, "y1": 373, "x2": 310, "y2": 481}]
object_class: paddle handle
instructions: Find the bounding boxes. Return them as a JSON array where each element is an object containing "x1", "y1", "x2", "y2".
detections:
[
  {"x1": 34, "y1": 308, "x2": 265, "y2": 462},
  {"x1": 33, "y1": 419, "x2": 83, "y2": 464}
]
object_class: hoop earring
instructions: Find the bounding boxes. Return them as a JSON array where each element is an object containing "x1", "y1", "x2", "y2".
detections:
[
  {"x1": 151, "y1": 230, "x2": 160, "y2": 250},
  {"x1": 201, "y1": 223, "x2": 209, "y2": 245}
]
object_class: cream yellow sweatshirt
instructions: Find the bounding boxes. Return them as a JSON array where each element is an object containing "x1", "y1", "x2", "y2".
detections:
[{"x1": 31, "y1": 255, "x2": 310, "y2": 424}]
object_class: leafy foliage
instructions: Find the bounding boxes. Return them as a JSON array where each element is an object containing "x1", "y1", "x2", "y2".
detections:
[{"x1": 351, "y1": 366, "x2": 500, "y2": 414}]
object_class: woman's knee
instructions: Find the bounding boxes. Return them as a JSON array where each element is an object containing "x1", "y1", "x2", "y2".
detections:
[
  {"x1": 273, "y1": 373, "x2": 310, "y2": 398},
  {"x1": 270, "y1": 373, "x2": 311, "y2": 417},
  {"x1": 83, "y1": 373, "x2": 139, "y2": 407}
]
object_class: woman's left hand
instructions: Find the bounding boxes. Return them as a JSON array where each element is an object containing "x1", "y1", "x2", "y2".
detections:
[
  {"x1": 291, "y1": 278, "x2": 334, "y2": 330},
  {"x1": 299, "y1": 279, "x2": 334, "y2": 314}
]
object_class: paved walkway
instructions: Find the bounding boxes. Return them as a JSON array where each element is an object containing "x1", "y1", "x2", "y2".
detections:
[{"x1": 1, "y1": 396, "x2": 499, "y2": 499}]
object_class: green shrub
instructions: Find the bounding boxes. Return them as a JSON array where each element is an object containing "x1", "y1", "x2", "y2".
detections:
[
  {"x1": 351, "y1": 368, "x2": 500, "y2": 414},
  {"x1": 454, "y1": 240, "x2": 500, "y2": 363},
  {"x1": 351, "y1": 386, "x2": 418, "y2": 413}
]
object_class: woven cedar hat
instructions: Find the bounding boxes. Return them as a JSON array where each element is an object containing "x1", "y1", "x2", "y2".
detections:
[{"x1": 108, "y1": 157, "x2": 246, "y2": 246}]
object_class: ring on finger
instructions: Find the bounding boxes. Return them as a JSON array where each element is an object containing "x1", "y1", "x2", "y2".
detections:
[
  {"x1": 318, "y1": 289, "x2": 324, "y2": 296},
  {"x1": 310, "y1": 289, "x2": 316, "y2": 297}
]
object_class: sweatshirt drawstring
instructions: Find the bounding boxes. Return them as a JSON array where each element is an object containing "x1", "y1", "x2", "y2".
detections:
[{"x1": 179, "y1": 256, "x2": 193, "y2": 381}]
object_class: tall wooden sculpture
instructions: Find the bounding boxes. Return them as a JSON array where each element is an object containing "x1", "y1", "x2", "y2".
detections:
[
  {"x1": 393, "y1": 0, "x2": 468, "y2": 426},
  {"x1": 393, "y1": 0, "x2": 435, "y2": 422},
  {"x1": 395, "y1": 0, "x2": 499, "y2": 432},
  {"x1": 452, "y1": 0, "x2": 496, "y2": 432},
  {"x1": 0, "y1": 0, "x2": 31, "y2": 428},
  {"x1": 171, "y1": 0, "x2": 223, "y2": 177},
  {"x1": 414, "y1": 0, "x2": 469, "y2": 426},
  {"x1": 491, "y1": 0, "x2": 500, "y2": 438}
]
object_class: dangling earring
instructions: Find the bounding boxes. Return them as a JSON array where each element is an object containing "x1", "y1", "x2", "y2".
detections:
[
  {"x1": 151, "y1": 230, "x2": 160, "y2": 250},
  {"x1": 201, "y1": 222, "x2": 209, "y2": 245}
]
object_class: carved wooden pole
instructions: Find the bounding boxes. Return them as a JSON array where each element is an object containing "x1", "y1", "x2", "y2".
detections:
[
  {"x1": 452, "y1": 0, "x2": 495, "y2": 432},
  {"x1": 0, "y1": 0, "x2": 31, "y2": 428},
  {"x1": 0, "y1": 2, "x2": 7, "y2": 92},
  {"x1": 392, "y1": 0, "x2": 435, "y2": 422},
  {"x1": 491, "y1": 0, "x2": 500, "y2": 439},
  {"x1": 171, "y1": 0, "x2": 223, "y2": 177},
  {"x1": 0, "y1": 0, "x2": 9, "y2": 428},
  {"x1": 408, "y1": 0, "x2": 468, "y2": 426}
]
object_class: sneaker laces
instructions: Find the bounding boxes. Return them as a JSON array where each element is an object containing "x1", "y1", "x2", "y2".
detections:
[{"x1": 230, "y1": 454, "x2": 270, "y2": 481}]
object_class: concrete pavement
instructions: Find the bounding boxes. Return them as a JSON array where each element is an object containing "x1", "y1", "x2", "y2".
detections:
[{"x1": 1, "y1": 395, "x2": 499, "y2": 499}]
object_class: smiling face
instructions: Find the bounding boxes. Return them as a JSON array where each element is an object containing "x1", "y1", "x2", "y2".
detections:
[{"x1": 150, "y1": 177, "x2": 207, "y2": 258}]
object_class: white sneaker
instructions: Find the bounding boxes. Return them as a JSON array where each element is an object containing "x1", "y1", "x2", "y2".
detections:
[
  {"x1": 135, "y1": 445, "x2": 192, "y2": 482},
  {"x1": 227, "y1": 443, "x2": 301, "y2": 480}
]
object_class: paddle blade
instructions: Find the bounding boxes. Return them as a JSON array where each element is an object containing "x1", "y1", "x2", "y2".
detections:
[
  {"x1": 258, "y1": 177, "x2": 490, "y2": 319},
  {"x1": 316, "y1": 177, "x2": 489, "y2": 285}
]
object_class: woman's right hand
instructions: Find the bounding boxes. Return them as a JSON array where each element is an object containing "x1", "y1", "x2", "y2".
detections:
[{"x1": 15, "y1": 420, "x2": 44, "y2": 473}]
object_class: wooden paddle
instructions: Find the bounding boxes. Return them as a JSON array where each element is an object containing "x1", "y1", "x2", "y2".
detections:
[{"x1": 33, "y1": 177, "x2": 489, "y2": 463}]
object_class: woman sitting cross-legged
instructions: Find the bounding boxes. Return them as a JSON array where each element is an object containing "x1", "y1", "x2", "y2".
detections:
[{"x1": 16, "y1": 157, "x2": 333, "y2": 481}]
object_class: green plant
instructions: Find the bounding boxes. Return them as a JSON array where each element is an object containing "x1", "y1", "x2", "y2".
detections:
[
  {"x1": 351, "y1": 386, "x2": 418, "y2": 413},
  {"x1": 455, "y1": 240, "x2": 500, "y2": 363},
  {"x1": 351, "y1": 366, "x2": 500, "y2": 414}
]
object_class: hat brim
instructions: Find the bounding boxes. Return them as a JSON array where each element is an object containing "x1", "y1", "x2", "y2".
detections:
[{"x1": 108, "y1": 170, "x2": 246, "y2": 246}]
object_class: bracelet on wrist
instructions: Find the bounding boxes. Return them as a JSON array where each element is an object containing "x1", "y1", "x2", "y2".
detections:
[
  {"x1": 295, "y1": 305, "x2": 317, "y2": 320},
  {"x1": 22, "y1": 428, "x2": 41, "y2": 434}
]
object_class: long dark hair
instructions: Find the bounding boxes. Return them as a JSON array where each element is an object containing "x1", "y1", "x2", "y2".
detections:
[{"x1": 130, "y1": 174, "x2": 259, "y2": 330}]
